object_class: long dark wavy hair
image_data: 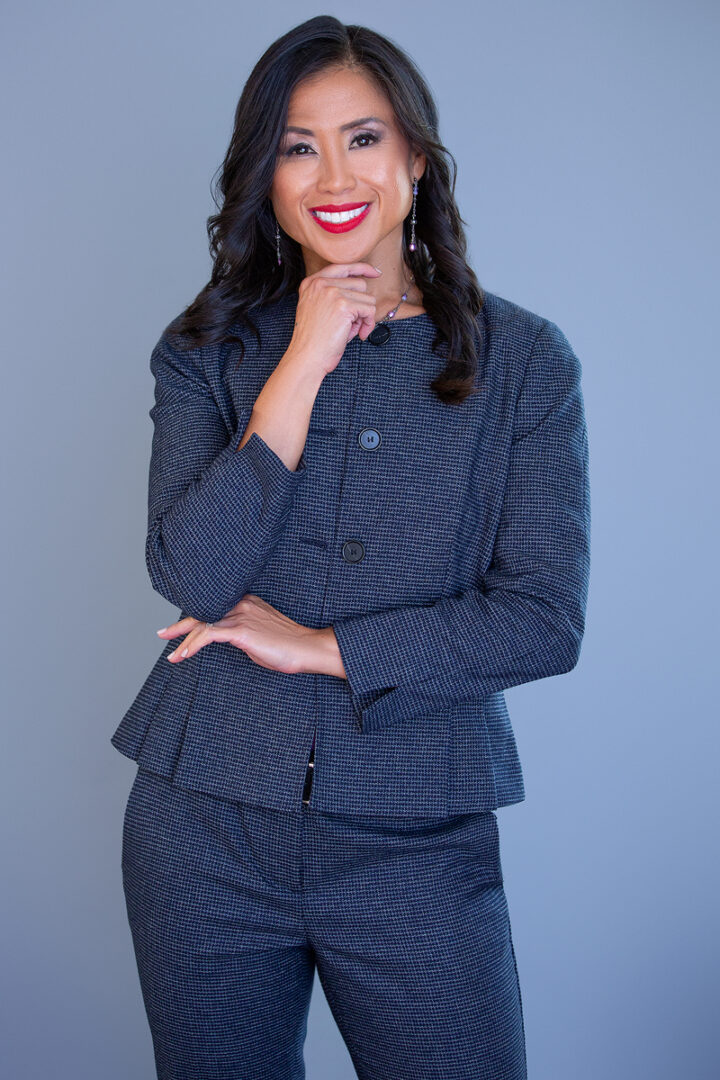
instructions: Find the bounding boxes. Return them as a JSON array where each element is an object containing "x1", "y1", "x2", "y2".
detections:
[{"x1": 171, "y1": 15, "x2": 485, "y2": 405}]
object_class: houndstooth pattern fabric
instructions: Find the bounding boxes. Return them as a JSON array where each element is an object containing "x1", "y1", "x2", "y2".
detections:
[
  {"x1": 111, "y1": 289, "x2": 591, "y2": 816},
  {"x1": 122, "y1": 766, "x2": 527, "y2": 1079}
]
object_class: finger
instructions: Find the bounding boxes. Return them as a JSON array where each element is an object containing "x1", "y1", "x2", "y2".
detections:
[
  {"x1": 157, "y1": 616, "x2": 199, "y2": 638},
  {"x1": 167, "y1": 620, "x2": 218, "y2": 662},
  {"x1": 331, "y1": 276, "x2": 369, "y2": 292},
  {"x1": 356, "y1": 311, "x2": 379, "y2": 340},
  {"x1": 334, "y1": 287, "x2": 378, "y2": 306},
  {"x1": 182, "y1": 623, "x2": 254, "y2": 659},
  {"x1": 331, "y1": 289, "x2": 378, "y2": 329},
  {"x1": 345, "y1": 297, "x2": 380, "y2": 340},
  {"x1": 314, "y1": 263, "x2": 382, "y2": 280}
]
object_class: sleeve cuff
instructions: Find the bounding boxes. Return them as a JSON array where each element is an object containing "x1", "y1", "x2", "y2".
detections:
[
  {"x1": 224, "y1": 429, "x2": 307, "y2": 482},
  {"x1": 147, "y1": 428, "x2": 308, "y2": 623},
  {"x1": 333, "y1": 599, "x2": 456, "y2": 695},
  {"x1": 243, "y1": 429, "x2": 307, "y2": 480},
  {"x1": 331, "y1": 618, "x2": 388, "y2": 732},
  {"x1": 213, "y1": 430, "x2": 308, "y2": 525}
]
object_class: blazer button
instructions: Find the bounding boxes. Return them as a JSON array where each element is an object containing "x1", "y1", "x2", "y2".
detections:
[
  {"x1": 342, "y1": 540, "x2": 365, "y2": 563},
  {"x1": 358, "y1": 427, "x2": 382, "y2": 451}
]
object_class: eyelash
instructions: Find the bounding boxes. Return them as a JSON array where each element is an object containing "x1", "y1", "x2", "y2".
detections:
[{"x1": 283, "y1": 131, "x2": 381, "y2": 156}]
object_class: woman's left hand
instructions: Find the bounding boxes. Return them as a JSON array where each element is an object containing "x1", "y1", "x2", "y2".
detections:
[{"x1": 156, "y1": 594, "x2": 342, "y2": 677}]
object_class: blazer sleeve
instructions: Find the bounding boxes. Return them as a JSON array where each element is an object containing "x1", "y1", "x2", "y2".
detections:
[
  {"x1": 332, "y1": 318, "x2": 591, "y2": 734},
  {"x1": 144, "y1": 331, "x2": 308, "y2": 623}
]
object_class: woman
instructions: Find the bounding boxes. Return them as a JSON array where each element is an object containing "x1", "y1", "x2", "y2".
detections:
[{"x1": 112, "y1": 14, "x2": 590, "y2": 1080}]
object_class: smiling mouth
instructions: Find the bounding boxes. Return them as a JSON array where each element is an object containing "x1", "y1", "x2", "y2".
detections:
[{"x1": 309, "y1": 203, "x2": 371, "y2": 233}]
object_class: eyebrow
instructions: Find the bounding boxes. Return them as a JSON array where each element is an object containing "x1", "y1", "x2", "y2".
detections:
[{"x1": 284, "y1": 116, "x2": 388, "y2": 136}]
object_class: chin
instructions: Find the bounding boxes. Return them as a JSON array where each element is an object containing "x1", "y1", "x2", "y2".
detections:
[{"x1": 315, "y1": 245, "x2": 373, "y2": 265}]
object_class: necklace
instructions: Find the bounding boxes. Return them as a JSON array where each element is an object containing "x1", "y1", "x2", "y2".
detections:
[{"x1": 366, "y1": 274, "x2": 416, "y2": 346}]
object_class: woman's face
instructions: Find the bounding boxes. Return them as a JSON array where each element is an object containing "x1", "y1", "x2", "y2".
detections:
[{"x1": 270, "y1": 65, "x2": 426, "y2": 276}]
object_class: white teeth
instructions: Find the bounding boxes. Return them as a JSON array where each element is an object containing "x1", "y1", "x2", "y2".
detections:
[{"x1": 313, "y1": 204, "x2": 368, "y2": 223}]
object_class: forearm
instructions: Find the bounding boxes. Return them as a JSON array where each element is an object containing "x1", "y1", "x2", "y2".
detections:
[
  {"x1": 328, "y1": 319, "x2": 591, "y2": 734},
  {"x1": 144, "y1": 332, "x2": 319, "y2": 623},
  {"x1": 236, "y1": 348, "x2": 325, "y2": 469}
]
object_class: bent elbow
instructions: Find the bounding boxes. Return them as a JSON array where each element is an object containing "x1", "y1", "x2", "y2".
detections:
[
  {"x1": 144, "y1": 530, "x2": 227, "y2": 624},
  {"x1": 556, "y1": 619, "x2": 585, "y2": 674}
]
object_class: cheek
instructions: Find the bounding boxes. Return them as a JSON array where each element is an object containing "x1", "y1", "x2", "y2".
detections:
[
  {"x1": 385, "y1": 165, "x2": 411, "y2": 203},
  {"x1": 381, "y1": 177, "x2": 410, "y2": 214},
  {"x1": 270, "y1": 169, "x2": 297, "y2": 210},
  {"x1": 270, "y1": 191, "x2": 298, "y2": 233}
]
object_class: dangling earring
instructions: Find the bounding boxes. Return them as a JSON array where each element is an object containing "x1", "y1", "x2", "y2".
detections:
[
  {"x1": 275, "y1": 217, "x2": 282, "y2": 265},
  {"x1": 408, "y1": 176, "x2": 418, "y2": 252}
]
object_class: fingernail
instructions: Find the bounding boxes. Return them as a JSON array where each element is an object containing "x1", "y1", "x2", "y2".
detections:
[
  {"x1": 373, "y1": 265, "x2": 382, "y2": 272},
  {"x1": 156, "y1": 628, "x2": 167, "y2": 635},
  {"x1": 167, "y1": 651, "x2": 175, "y2": 661},
  {"x1": 180, "y1": 648, "x2": 188, "y2": 658}
]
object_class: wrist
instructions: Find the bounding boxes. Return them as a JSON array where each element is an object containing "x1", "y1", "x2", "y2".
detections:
[
  {"x1": 310, "y1": 626, "x2": 347, "y2": 679},
  {"x1": 276, "y1": 348, "x2": 326, "y2": 399}
]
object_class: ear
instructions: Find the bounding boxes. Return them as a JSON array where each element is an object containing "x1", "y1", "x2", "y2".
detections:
[{"x1": 411, "y1": 149, "x2": 427, "y2": 181}]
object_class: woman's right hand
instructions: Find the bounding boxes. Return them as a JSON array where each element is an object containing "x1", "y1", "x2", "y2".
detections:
[{"x1": 286, "y1": 262, "x2": 383, "y2": 377}]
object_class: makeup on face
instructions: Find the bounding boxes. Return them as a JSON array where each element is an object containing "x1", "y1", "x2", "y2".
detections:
[
  {"x1": 271, "y1": 68, "x2": 425, "y2": 277},
  {"x1": 308, "y1": 201, "x2": 372, "y2": 233}
]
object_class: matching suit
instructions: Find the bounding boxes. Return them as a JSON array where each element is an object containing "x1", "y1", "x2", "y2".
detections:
[{"x1": 112, "y1": 287, "x2": 590, "y2": 1078}]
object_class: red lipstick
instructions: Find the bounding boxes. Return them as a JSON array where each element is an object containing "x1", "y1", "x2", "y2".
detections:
[
  {"x1": 308, "y1": 201, "x2": 371, "y2": 234},
  {"x1": 310, "y1": 202, "x2": 368, "y2": 212}
]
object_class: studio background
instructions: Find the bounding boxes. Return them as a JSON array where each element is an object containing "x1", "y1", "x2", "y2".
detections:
[{"x1": 2, "y1": 2, "x2": 717, "y2": 1078}]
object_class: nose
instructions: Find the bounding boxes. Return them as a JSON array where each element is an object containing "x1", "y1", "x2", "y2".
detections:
[{"x1": 316, "y1": 146, "x2": 356, "y2": 194}]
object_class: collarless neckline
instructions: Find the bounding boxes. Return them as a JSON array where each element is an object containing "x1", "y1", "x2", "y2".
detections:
[
  {"x1": 281, "y1": 291, "x2": 431, "y2": 327},
  {"x1": 383, "y1": 311, "x2": 430, "y2": 323}
]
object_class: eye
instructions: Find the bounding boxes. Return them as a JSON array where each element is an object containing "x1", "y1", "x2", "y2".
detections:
[
  {"x1": 284, "y1": 142, "x2": 313, "y2": 157},
  {"x1": 283, "y1": 131, "x2": 381, "y2": 156},
  {"x1": 352, "y1": 131, "x2": 380, "y2": 148}
]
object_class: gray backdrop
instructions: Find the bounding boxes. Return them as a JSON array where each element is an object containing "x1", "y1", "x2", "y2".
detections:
[{"x1": 2, "y1": 2, "x2": 717, "y2": 1077}]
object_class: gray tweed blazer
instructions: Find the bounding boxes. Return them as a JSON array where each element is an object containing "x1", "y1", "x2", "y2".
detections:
[{"x1": 110, "y1": 288, "x2": 591, "y2": 816}]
